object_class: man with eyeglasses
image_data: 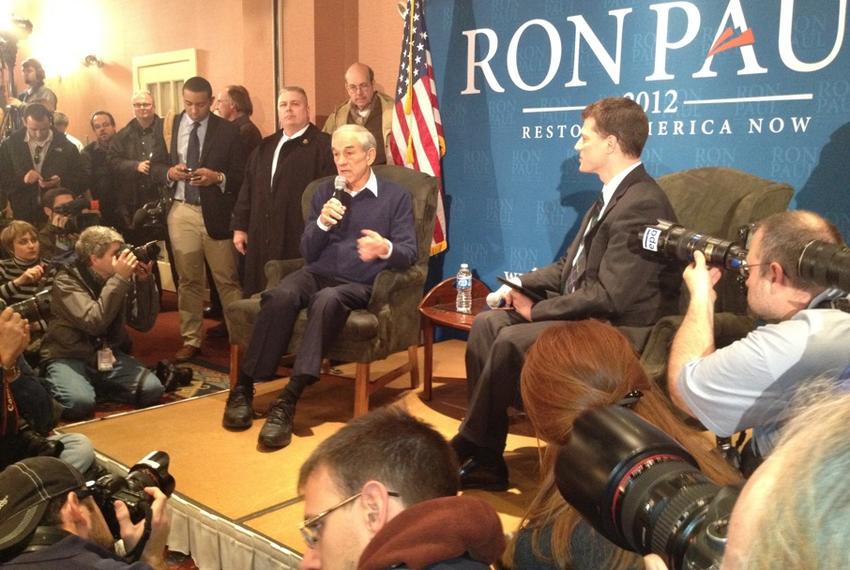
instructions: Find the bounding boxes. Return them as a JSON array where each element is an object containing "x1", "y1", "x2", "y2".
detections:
[
  {"x1": 81, "y1": 111, "x2": 120, "y2": 228},
  {"x1": 0, "y1": 456, "x2": 170, "y2": 568},
  {"x1": 668, "y1": 210, "x2": 850, "y2": 474},
  {"x1": 297, "y1": 407, "x2": 505, "y2": 570},
  {"x1": 0, "y1": 103, "x2": 83, "y2": 225},
  {"x1": 108, "y1": 91, "x2": 170, "y2": 237},
  {"x1": 322, "y1": 62, "x2": 394, "y2": 165}
]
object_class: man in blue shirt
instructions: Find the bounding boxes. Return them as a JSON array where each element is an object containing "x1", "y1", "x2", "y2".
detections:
[
  {"x1": 668, "y1": 210, "x2": 850, "y2": 473},
  {"x1": 222, "y1": 125, "x2": 417, "y2": 450}
]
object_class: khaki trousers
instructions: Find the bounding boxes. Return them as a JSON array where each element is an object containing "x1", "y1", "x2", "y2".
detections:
[{"x1": 167, "y1": 201, "x2": 242, "y2": 347}]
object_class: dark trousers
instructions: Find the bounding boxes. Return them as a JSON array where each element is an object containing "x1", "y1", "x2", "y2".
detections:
[
  {"x1": 240, "y1": 268, "x2": 372, "y2": 383},
  {"x1": 460, "y1": 310, "x2": 561, "y2": 453}
]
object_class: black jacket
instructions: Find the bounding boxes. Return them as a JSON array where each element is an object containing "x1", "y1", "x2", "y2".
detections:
[
  {"x1": 151, "y1": 112, "x2": 246, "y2": 239},
  {"x1": 0, "y1": 128, "x2": 83, "y2": 225},
  {"x1": 107, "y1": 116, "x2": 169, "y2": 227}
]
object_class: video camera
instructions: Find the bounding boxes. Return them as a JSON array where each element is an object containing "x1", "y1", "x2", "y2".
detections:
[
  {"x1": 51, "y1": 197, "x2": 100, "y2": 234},
  {"x1": 641, "y1": 220, "x2": 850, "y2": 292},
  {"x1": 86, "y1": 451, "x2": 175, "y2": 538},
  {"x1": 555, "y1": 405, "x2": 740, "y2": 570}
]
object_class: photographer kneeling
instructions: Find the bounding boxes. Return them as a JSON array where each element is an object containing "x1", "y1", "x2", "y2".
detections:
[
  {"x1": 0, "y1": 456, "x2": 170, "y2": 569},
  {"x1": 41, "y1": 226, "x2": 164, "y2": 421}
]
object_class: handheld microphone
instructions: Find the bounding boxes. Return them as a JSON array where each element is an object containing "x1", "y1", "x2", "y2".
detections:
[
  {"x1": 486, "y1": 276, "x2": 522, "y2": 308},
  {"x1": 330, "y1": 175, "x2": 348, "y2": 229}
]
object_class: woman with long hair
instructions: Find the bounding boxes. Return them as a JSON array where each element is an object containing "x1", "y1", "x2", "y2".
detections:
[{"x1": 511, "y1": 319, "x2": 742, "y2": 569}]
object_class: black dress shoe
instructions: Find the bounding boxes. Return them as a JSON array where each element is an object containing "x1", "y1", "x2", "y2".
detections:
[
  {"x1": 203, "y1": 306, "x2": 223, "y2": 320},
  {"x1": 459, "y1": 456, "x2": 510, "y2": 491},
  {"x1": 258, "y1": 393, "x2": 297, "y2": 449},
  {"x1": 450, "y1": 433, "x2": 478, "y2": 464},
  {"x1": 223, "y1": 385, "x2": 254, "y2": 430}
]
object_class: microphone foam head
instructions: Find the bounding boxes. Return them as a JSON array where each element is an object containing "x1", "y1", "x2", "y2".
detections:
[
  {"x1": 334, "y1": 175, "x2": 347, "y2": 191},
  {"x1": 486, "y1": 291, "x2": 504, "y2": 308}
]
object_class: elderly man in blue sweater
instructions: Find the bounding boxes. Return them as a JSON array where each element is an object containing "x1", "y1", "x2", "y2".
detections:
[{"x1": 222, "y1": 124, "x2": 417, "y2": 449}]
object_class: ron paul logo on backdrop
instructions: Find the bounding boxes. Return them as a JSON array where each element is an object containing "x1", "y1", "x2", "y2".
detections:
[{"x1": 459, "y1": 0, "x2": 846, "y2": 139}]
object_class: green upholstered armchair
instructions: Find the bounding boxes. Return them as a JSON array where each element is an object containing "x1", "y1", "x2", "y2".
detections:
[
  {"x1": 640, "y1": 167, "x2": 794, "y2": 383},
  {"x1": 226, "y1": 165, "x2": 440, "y2": 416}
]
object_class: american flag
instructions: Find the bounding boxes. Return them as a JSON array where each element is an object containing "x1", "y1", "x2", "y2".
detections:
[{"x1": 389, "y1": 0, "x2": 447, "y2": 255}]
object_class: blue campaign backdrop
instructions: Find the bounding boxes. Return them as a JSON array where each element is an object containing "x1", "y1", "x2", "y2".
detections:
[{"x1": 422, "y1": 0, "x2": 849, "y2": 289}]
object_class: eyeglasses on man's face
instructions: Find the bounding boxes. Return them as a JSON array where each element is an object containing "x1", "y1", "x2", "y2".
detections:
[
  {"x1": 740, "y1": 260, "x2": 770, "y2": 280},
  {"x1": 298, "y1": 490, "x2": 399, "y2": 549}
]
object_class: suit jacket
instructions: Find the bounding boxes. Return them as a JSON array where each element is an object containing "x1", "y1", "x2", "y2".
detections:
[
  {"x1": 521, "y1": 164, "x2": 680, "y2": 333},
  {"x1": 231, "y1": 124, "x2": 335, "y2": 295},
  {"x1": 151, "y1": 112, "x2": 245, "y2": 239},
  {"x1": 0, "y1": 127, "x2": 83, "y2": 225}
]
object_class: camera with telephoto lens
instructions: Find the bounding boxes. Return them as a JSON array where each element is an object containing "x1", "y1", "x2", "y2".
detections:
[
  {"x1": 115, "y1": 241, "x2": 161, "y2": 264},
  {"x1": 640, "y1": 220, "x2": 748, "y2": 275},
  {"x1": 7, "y1": 288, "x2": 52, "y2": 323},
  {"x1": 555, "y1": 405, "x2": 740, "y2": 570},
  {"x1": 88, "y1": 451, "x2": 175, "y2": 538}
]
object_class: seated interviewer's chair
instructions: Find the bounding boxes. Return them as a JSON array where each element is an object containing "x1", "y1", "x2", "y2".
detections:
[
  {"x1": 226, "y1": 165, "x2": 439, "y2": 417},
  {"x1": 639, "y1": 167, "x2": 794, "y2": 382}
]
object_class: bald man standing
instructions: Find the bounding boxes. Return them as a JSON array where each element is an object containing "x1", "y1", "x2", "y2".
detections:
[{"x1": 322, "y1": 62, "x2": 394, "y2": 165}]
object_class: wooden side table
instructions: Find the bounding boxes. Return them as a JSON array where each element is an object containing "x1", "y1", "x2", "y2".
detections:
[{"x1": 418, "y1": 277, "x2": 491, "y2": 400}]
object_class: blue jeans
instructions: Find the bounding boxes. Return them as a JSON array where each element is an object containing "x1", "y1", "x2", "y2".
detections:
[
  {"x1": 45, "y1": 352, "x2": 164, "y2": 421},
  {"x1": 53, "y1": 433, "x2": 95, "y2": 474}
]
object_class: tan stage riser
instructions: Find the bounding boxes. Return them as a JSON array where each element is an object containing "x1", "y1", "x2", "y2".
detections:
[{"x1": 68, "y1": 340, "x2": 541, "y2": 558}]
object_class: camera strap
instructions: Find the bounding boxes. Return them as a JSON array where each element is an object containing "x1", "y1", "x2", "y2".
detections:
[{"x1": 124, "y1": 501, "x2": 153, "y2": 562}]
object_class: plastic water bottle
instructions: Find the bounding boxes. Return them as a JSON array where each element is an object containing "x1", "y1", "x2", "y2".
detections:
[{"x1": 456, "y1": 263, "x2": 472, "y2": 313}]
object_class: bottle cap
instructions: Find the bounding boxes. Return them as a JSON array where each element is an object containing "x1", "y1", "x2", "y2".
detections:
[{"x1": 460, "y1": 263, "x2": 469, "y2": 269}]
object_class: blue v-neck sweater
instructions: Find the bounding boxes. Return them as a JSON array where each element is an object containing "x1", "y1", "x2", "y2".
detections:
[{"x1": 300, "y1": 177, "x2": 418, "y2": 284}]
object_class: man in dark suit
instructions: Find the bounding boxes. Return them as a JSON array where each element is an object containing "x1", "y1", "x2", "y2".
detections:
[
  {"x1": 151, "y1": 76, "x2": 245, "y2": 362},
  {"x1": 0, "y1": 103, "x2": 83, "y2": 225},
  {"x1": 231, "y1": 86, "x2": 335, "y2": 296},
  {"x1": 451, "y1": 97, "x2": 680, "y2": 491}
]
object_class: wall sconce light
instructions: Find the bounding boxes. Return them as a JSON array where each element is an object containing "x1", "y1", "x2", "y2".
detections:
[{"x1": 83, "y1": 54, "x2": 103, "y2": 67}]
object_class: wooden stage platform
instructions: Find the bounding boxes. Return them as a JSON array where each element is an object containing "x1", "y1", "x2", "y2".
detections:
[{"x1": 64, "y1": 341, "x2": 541, "y2": 570}]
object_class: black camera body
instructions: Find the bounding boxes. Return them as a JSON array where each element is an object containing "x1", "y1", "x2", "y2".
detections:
[
  {"x1": 556, "y1": 406, "x2": 740, "y2": 570},
  {"x1": 89, "y1": 451, "x2": 175, "y2": 538}
]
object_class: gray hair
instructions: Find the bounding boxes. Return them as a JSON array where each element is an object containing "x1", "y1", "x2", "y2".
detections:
[
  {"x1": 75, "y1": 226, "x2": 124, "y2": 263},
  {"x1": 742, "y1": 379, "x2": 850, "y2": 569},
  {"x1": 131, "y1": 90, "x2": 154, "y2": 104},
  {"x1": 332, "y1": 124, "x2": 376, "y2": 153}
]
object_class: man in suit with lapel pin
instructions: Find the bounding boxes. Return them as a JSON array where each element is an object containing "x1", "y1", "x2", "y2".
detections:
[
  {"x1": 451, "y1": 97, "x2": 680, "y2": 491},
  {"x1": 151, "y1": 76, "x2": 245, "y2": 362}
]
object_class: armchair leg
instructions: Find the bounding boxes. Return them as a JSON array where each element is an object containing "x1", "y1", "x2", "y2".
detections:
[
  {"x1": 229, "y1": 344, "x2": 240, "y2": 389},
  {"x1": 354, "y1": 363, "x2": 370, "y2": 417},
  {"x1": 408, "y1": 346, "x2": 419, "y2": 390}
]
